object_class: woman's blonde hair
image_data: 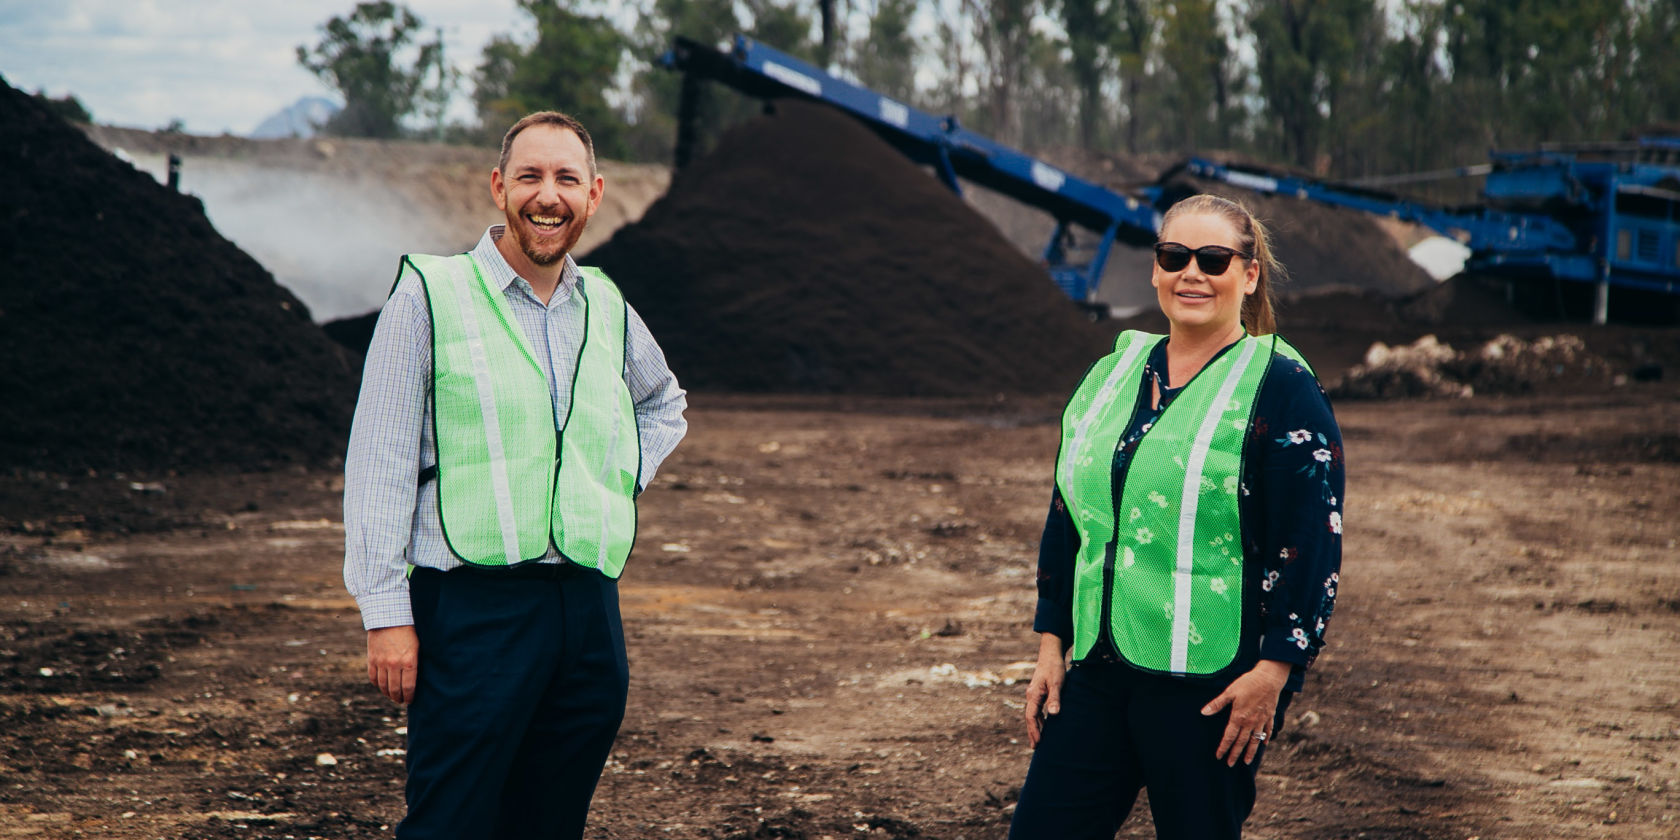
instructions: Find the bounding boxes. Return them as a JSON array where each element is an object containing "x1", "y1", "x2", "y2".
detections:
[{"x1": 1158, "y1": 194, "x2": 1283, "y2": 336}]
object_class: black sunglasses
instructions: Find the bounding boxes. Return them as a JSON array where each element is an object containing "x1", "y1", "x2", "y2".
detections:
[{"x1": 1153, "y1": 242, "x2": 1252, "y2": 275}]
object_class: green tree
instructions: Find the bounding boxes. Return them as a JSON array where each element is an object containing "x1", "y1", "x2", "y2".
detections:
[
  {"x1": 1627, "y1": 0, "x2": 1680, "y2": 131},
  {"x1": 855, "y1": 0, "x2": 921, "y2": 101},
  {"x1": 1056, "y1": 0, "x2": 1115, "y2": 149},
  {"x1": 627, "y1": 0, "x2": 740, "y2": 163},
  {"x1": 818, "y1": 0, "x2": 839, "y2": 67},
  {"x1": 1360, "y1": 1, "x2": 1456, "y2": 185},
  {"x1": 745, "y1": 0, "x2": 816, "y2": 59},
  {"x1": 966, "y1": 0, "x2": 1040, "y2": 142},
  {"x1": 1018, "y1": 26, "x2": 1081, "y2": 149},
  {"x1": 473, "y1": 0, "x2": 629, "y2": 156},
  {"x1": 1439, "y1": 0, "x2": 1638, "y2": 154},
  {"x1": 415, "y1": 26, "x2": 462, "y2": 142},
  {"x1": 1157, "y1": 0, "x2": 1239, "y2": 151},
  {"x1": 296, "y1": 1, "x2": 449, "y2": 139},
  {"x1": 926, "y1": 1, "x2": 980, "y2": 119},
  {"x1": 1249, "y1": 0, "x2": 1379, "y2": 171},
  {"x1": 627, "y1": 0, "x2": 817, "y2": 164},
  {"x1": 1112, "y1": 0, "x2": 1156, "y2": 154}
]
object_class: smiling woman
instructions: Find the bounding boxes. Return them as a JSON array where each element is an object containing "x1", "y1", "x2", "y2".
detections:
[{"x1": 1010, "y1": 194, "x2": 1343, "y2": 840}]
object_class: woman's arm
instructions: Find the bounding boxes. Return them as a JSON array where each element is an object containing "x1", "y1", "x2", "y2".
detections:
[
  {"x1": 1024, "y1": 490, "x2": 1079, "y2": 746},
  {"x1": 1253, "y1": 360, "x2": 1345, "y2": 671},
  {"x1": 1201, "y1": 358, "x2": 1345, "y2": 764}
]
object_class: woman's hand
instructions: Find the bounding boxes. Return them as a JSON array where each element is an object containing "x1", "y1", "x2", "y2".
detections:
[
  {"x1": 1202, "y1": 659, "x2": 1291, "y2": 766},
  {"x1": 1022, "y1": 633, "x2": 1067, "y2": 748}
]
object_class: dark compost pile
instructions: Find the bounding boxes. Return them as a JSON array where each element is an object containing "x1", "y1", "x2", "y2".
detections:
[
  {"x1": 581, "y1": 100, "x2": 1113, "y2": 396},
  {"x1": 0, "y1": 76, "x2": 360, "y2": 473}
]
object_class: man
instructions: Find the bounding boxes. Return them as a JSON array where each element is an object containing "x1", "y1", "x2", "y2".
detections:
[{"x1": 343, "y1": 111, "x2": 687, "y2": 840}]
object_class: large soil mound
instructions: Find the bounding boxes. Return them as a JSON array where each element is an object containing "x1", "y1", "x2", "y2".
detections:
[
  {"x1": 581, "y1": 100, "x2": 1112, "y2": 396},
  {"x1": 0, "y1": 76, "x2": 360, "y2": 473}
]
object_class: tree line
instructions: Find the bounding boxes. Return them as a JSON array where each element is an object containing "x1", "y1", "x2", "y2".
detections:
[{"x1": 299, "y1": 0, "x2": 1680, "y2": 188}]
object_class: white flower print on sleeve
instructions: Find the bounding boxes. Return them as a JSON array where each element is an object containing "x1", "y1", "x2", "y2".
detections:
[
  {"x1": 1328, "y1": 511, "x2": 1342, "y2": 535},
  {"x1": 1287, "y1": 429, "x2": 1312, "y2": 444}
]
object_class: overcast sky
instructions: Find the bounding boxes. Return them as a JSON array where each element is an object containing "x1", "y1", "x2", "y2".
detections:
[{"x1": 0, "y1": 0, "x2": 526, "y2": 135}]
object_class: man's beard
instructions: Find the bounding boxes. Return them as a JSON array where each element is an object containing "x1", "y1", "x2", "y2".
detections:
[{"x1": 511, "y1": 209, "x2": 587, "y2": 267}]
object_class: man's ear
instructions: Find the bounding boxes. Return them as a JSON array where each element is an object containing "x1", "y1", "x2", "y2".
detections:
[{"x1": 586, "y1": 173, "x2": 605, "y2": 218}]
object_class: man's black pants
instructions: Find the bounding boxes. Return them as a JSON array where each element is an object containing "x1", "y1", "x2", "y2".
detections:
[
  {"x1": 399, "y1": 564, "x2": 628, "y2": 840},
  {"x1": 1008, "y1": 657, "x2": 1292, "y2": 840}
]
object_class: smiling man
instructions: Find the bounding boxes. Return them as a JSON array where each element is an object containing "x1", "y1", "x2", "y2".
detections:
[{"x1": 343, "y1": 111, "x2": 687, "y2": 840}]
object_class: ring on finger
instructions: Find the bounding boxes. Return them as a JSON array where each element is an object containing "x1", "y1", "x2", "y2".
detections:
[{"x1": 1251, "y1": 731, "x2": 1268, "y2": 742}]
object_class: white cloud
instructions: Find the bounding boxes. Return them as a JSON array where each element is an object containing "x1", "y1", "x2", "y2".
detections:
[{"x1": 0, "y1": 0, "x2": 521, "y2": 134}]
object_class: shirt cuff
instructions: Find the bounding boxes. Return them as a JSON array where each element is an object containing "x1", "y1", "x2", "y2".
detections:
[
  {"x1": 355, "y1": 587, "x2": 414, "y2": 630},
  {"x1": 1258, "y1": 631, "x2": 1315, "y2": 668},
  {"x1": 1032, "y1": 598, "x2": 1074, "y2": 643}
]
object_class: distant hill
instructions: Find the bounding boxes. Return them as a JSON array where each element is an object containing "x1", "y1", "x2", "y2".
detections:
[{"x1": 250, "y1": 96, "x2": 339, "y2": 139}]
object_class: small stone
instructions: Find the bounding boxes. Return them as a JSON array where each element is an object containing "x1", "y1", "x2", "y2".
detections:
[{"x1": 315, "y1": 753, "x2": 337, "y2": 767}]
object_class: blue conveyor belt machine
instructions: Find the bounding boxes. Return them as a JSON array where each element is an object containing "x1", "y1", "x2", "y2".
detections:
[{"x1": 664, "y1": 35, "x2": 1680, "y2": 318}]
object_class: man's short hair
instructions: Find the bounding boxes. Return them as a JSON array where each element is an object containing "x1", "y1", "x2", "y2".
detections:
[{"x1": 498, "y1": 111, "x2": 597, "y2": 179}]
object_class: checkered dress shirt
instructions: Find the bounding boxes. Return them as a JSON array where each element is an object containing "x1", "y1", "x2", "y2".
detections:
[{"x1": 343, "y1": 226, "x2": 688, "y2": 629}]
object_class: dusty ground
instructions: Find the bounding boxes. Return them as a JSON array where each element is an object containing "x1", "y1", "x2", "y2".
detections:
[{"x1": 2, "y1": 388, "x2": 1677, "y2": 839}]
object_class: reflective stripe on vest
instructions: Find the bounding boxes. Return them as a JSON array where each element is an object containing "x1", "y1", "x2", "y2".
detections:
[
  {"x1": 407, "y1": 253, "x2": 640, "y2": 577},
  {"x1": 1057, "y1": 330, "x2": 1289, "y2": 674}
]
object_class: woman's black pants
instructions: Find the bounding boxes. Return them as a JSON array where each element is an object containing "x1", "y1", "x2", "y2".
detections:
[{"x1": 1008, "y1": 658, "x2": 1292, "y2": 840}]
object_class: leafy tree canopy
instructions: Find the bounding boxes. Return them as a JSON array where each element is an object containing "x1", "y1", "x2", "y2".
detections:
[
  {"x1": 474, "y1": 0, "x2": 628, "y2": 156},
  {"x1": 297, "y1": 1, "x2": 449, "y2": 139}
]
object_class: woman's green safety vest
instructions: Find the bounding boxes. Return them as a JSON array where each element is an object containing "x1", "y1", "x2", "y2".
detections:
[
  {"x1": 1056, "y1": 330, "x2": 1310, "y2": 675},
  {"x1": 402, "y1": 252, "x2": 641, "y2": 577}
]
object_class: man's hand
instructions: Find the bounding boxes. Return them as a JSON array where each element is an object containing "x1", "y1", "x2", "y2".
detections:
[
  {"x1": 367, "y1": 625, "x2": 419, "y2": 705},
  {"x1": 1022, "y1": 632, "x2": 1067, "y2": 748}
]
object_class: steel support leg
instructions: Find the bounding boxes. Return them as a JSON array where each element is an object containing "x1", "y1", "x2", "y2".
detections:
[
  {"x1": 1594, "y1": 262, "x2": 1609, "y2": 326},
  {"x1": 674, "y1": 71, "x2": 702, "y2": 171}
]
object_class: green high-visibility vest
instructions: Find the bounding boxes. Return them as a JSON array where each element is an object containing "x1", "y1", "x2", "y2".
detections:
[
  {"x1": 402, "y1": 253, "x2": 641, "y2": 577},
  {"x1": 1056, "y1": 330, "x2": 1311, "y2": 674}
]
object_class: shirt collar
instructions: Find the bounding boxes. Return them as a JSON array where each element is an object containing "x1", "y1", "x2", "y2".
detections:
[{"x1": 472, "y1": 225, "x2": 579, "y2": 299}]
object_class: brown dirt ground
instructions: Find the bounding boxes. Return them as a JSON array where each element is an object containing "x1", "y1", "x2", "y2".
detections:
[{"x1": 2, "y1": 384, "x2": 1677, "y2": 839}]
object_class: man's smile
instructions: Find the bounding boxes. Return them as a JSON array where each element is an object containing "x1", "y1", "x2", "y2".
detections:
[{"x1": 527, "y1": 212, "x2": 571, "y2": 231}]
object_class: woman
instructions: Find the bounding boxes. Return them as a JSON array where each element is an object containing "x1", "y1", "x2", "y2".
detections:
[{"x1": 1009, "y1": 194, "x2": 1344, "y2": 839}]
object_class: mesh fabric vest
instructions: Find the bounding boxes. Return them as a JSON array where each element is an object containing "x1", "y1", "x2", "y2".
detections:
[
  {"x1": 1056, "y1": 330, "x2": 1307, "y2": 674},
  {"x1": 405, "y1": 253, "x2": 641, "y2": 577}
]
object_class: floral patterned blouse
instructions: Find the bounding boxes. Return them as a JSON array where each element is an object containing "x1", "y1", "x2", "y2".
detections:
[{"x1": 1034, "y1": 337, "x2": 1345, "y2": 690}]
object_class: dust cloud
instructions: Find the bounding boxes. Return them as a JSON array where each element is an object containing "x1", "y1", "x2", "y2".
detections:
[{"x1": 124, "y1": 152, "x2": 472, "y2": 322}]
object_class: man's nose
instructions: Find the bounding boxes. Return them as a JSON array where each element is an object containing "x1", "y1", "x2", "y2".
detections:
[{"x1": 537, "y1": 176, "x2": 566, "y2": 206}]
